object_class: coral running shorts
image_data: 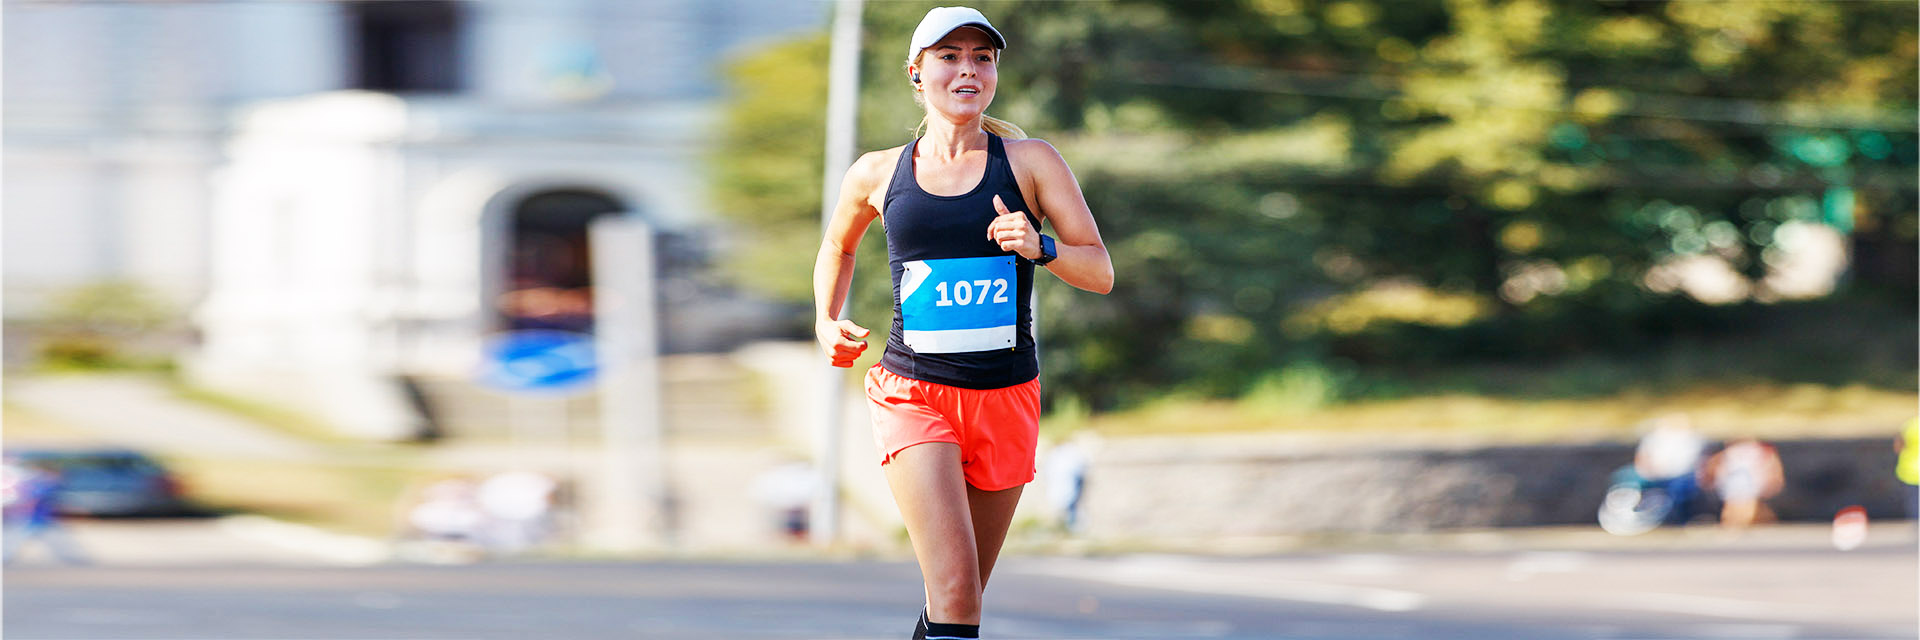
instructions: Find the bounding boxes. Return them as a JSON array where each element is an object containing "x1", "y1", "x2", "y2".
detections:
[{"x1": 864, "y1": 365, "x2": 1041, "y2": 491}]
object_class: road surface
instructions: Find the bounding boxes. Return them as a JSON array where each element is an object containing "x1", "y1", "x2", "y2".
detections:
[{"x1": 6, "y1": 523, "x2": 1912, "y2": 639}]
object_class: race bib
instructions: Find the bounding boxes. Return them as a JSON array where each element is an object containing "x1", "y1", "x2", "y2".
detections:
[{"x1": 900, "y1": 256, "x2": 1016, "y2": 353}]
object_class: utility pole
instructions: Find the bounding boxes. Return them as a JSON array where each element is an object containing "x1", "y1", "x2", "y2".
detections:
[
  {"x1": 588, "y1": 216, "x2": 667, "y2": 552},
  {"x1": 812, "y1": 0, "x2": 864, "y2": 547}
]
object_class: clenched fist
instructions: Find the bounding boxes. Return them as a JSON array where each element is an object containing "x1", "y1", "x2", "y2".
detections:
[
  {"x1": 985, "y1": 194, "x2": 1040, "y2": 260},
  {"x1": 815, "y1": 318, "x2": 871, "y2": 368}
]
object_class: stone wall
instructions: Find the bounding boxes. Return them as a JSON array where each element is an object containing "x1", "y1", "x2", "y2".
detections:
[{"x1": 1078, "y1": 435, "x2": 1909, "y2": 537}]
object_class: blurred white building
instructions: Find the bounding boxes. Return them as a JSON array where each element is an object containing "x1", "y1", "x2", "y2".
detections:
[{"x1": 4, "y1": 1, "x2": 825, "y2": 437}]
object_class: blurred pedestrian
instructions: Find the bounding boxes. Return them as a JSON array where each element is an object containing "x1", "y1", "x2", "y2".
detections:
[
  {"x1": 1897, "y1": 418, "x2": 1917, "y2": 520},
  {"x1": 2, "y1": 460, "x2": 89, "y2": 565},
  {"x1": 750, "y1": 461, "x2": 818, "y2": 543},
  {"x1": 1632, "y1": 414, "x2": 1706, "y2": 524},
  {"x1": 1043, "y1": 434, "x2": 1092, "y2": 535},
  {"x1": 406, "y1": 477, "x2": 484, "y2": 546},
  {"x1": 811, "y1": 7, "x2": 1112, "y2": 639},
  {"x1": 476, "y1": 470, "x2": 557, "y2": 555},
  {"x1": 1700, "y1": 438, "x2": 1785, "y2": 530}
]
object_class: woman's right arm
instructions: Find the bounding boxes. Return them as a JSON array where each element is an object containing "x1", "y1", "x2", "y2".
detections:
[{"x1": 813, "y1": 151, "x2": 886, "y2": 367}]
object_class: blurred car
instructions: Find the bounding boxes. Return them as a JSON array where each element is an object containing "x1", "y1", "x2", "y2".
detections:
[{"x1": 4, "y1": 448, "x2": 189, "y2": 517}]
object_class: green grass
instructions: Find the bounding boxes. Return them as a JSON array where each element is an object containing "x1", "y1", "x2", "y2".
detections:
[
  {"x1": 166, "y1": 379, "x2": 357, "y2": 445},
  {"x1": 1055, "y1": 297, "x2": 1918, "y2": 442},
  {"x1": 157, "y1": 382, "x2": 440, "y2": 536},
  {"x1": 160, "y1": 453, "x2": 439, "y2": 537},
  {"x1": 1062, "y1": 382, "x2": 1914, "y2": 444}
]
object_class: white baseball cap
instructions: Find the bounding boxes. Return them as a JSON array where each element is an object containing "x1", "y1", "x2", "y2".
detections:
[{"x1": 907, "y1": 6, "x2": 1007, "y2": 60}]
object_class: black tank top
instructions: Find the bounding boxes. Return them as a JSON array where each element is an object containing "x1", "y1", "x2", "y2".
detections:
[{"x1": 879, "y1": 132, "x2": 1039, "y2": 390}]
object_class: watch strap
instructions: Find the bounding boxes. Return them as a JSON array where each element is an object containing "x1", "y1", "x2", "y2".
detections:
[{"x1": 1034, "y1": 234, "x2": 1058, "y2": 266}]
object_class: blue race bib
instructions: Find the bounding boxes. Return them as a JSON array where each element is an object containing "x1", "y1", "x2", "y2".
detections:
[{"x1": 900, "y1": 256, "x2": 1016, "y2": 353}]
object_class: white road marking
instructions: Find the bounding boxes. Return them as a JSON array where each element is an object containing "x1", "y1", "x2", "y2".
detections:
[
  {"x1": 1599, "y1": 591, "x2": 1829, "y2": 623},
  {"x1": 1020, "y1": 555, "x2": 1427, "y2": 612},
  {"x1": 1675, "y1": 622, "x2": 1801, "y2": 638},
  {"x1": 1324, "y1": 553, "x2": 1409, "y2": 577},
  {"x1": 1504, "y1": 550, "x2": 1593, "y2": 581}
]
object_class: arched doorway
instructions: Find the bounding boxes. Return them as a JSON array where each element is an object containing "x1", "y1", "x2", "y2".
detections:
[{"x1": 497, "y1": 189, "x2": 625, "y2": 333}]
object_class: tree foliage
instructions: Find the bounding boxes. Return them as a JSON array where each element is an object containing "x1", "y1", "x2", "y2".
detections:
[
  {"x1": 713, "y1": 0, "x2": 1917, "y2": 411},
  {"x1": 710, "y1": 34, "x2": 831, "y2": 303}
]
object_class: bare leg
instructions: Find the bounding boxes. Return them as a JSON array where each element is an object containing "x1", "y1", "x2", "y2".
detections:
[
  {"x1": 968, "y1": 483, "x2": 1024, "y2": 589},
  {"x1": 885, "y1": 443, "x2": 982, "y2": 624},
  {"x1": 1722, "y1": 499, "x2": 1757, "y2": 529}
]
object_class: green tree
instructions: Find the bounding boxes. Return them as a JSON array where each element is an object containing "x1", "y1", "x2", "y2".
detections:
[
  {"x1": 714, "y1": 1, "x2": 1917, "y2": 411},
  {"x1": 710, "y1": 35, "x2": 830, "y2": 305}
]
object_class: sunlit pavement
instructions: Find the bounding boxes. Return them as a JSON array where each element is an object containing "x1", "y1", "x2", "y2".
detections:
[{"x1": 6, "y1": 520, "x2": 1913, "y2": 640}]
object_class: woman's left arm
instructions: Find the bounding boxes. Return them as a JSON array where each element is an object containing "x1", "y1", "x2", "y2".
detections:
[{"x1": 992, "y1": 139, "x2": 1113, "y2": 294}]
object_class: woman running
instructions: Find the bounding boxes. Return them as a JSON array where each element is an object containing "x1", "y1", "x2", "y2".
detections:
[{"x1": 811, "y1": 7, "x2": 1113, "y2": 639}]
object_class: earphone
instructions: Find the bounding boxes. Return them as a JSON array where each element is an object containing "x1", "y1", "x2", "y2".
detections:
[{"x1": 911, "y1": 70, "x2": 920, "y2": 84}]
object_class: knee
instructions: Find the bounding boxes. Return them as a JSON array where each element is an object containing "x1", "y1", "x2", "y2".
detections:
[{"x1": 927, "y1": 572, "x2": 982, "y2": 619}]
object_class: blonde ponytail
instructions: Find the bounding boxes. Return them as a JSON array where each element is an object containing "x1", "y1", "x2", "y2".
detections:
[
  {"x1": 983, "y1": 115, "x2": 1027, "y2": 139},
  {"x1": 914, "y1": 113, "x2": 1026, "y2": 139}
]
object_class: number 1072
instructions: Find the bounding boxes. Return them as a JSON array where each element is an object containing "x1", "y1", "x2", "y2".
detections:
[{"x1": 934, "y1": 279, "x2": 1010, "y2": 307}]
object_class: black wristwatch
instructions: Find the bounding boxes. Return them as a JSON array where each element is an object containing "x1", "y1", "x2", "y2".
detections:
[{"x1": 1034, "y1": 234, "x2": 1058, "y2": 266}]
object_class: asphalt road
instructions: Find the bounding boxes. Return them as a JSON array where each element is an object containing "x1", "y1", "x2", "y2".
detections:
[{"x1": 6, "y1": 534, "x2": 1914, "y2": 640}]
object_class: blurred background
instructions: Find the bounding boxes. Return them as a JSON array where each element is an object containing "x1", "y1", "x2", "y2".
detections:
[{"x1": 2, "y1": 0, "x2": 1915, "y2": 638}]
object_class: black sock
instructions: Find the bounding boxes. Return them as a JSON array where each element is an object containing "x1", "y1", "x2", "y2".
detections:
[
  {"x1": 912, "y1": 609, "x2": 928, "y2": 640},
  {"x1": 924, "y1": 621, "x2": 980, "y2": 639}
]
